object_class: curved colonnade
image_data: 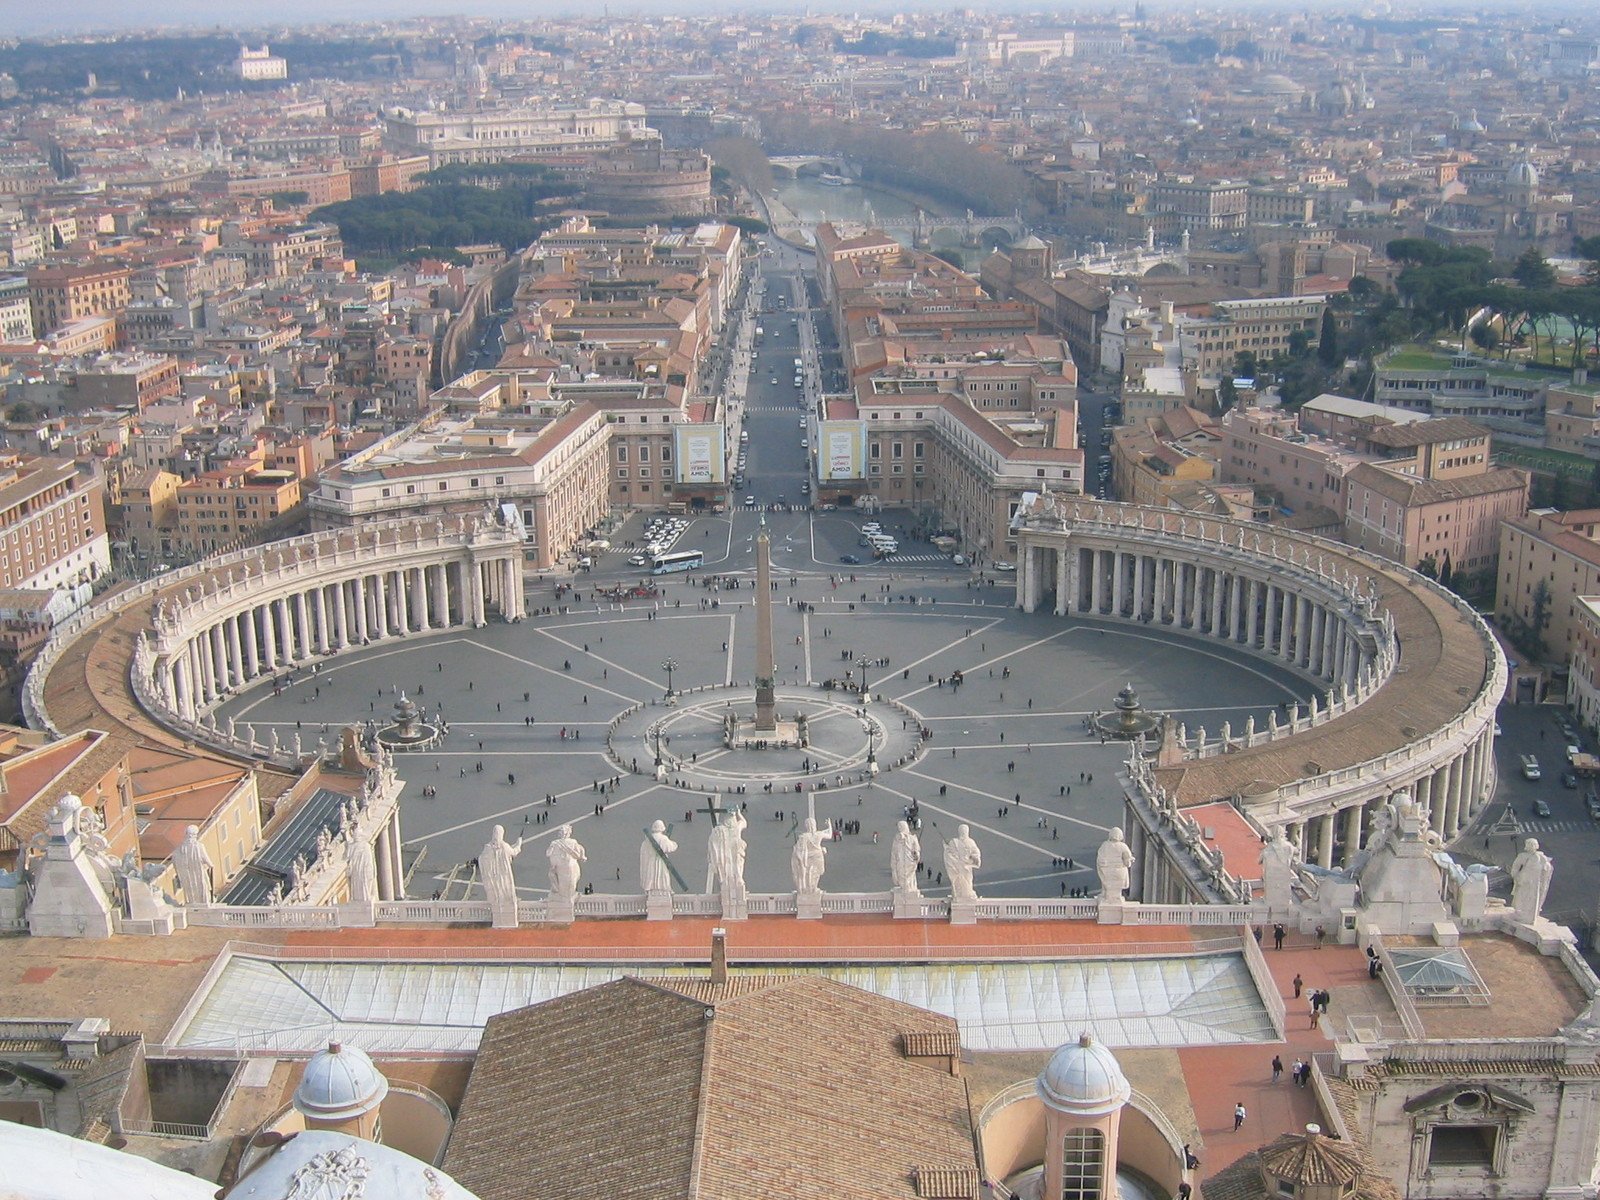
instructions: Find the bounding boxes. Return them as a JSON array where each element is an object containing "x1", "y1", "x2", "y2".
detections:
[
  {"x1": 1012, "y1": 498, "x2": 1504, "y2": 900},
  {"x1": 28, "y1": 515, "x2": 526, "y2": 768}
]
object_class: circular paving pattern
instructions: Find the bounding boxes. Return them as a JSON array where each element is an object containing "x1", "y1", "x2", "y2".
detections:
[{"x1": 606, "y1": 685, "x2": 929, "y2": 792}]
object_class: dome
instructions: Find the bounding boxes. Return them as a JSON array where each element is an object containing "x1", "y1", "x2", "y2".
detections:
[
  {"x1": 294, "y1": 1041, "x2": 389, "y2": 1122},
  {"x1": 1256, "y1": 73, "x2": 1303, "y2": 97},
  {"x1": 1013, "y1": 234, "x2": 1049, "y2": 251},
  {"x1": 1037, "y1": 1033, "x2": 1131, "y2": 1117},
  {"x1": 1507, "y1": 160, "x2": 1539, "y2": 188}
]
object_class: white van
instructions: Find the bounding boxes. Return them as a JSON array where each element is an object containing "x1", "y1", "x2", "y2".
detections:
[{"x1": 1522, "y1": 754, "x2": 1542, "y2": 781}]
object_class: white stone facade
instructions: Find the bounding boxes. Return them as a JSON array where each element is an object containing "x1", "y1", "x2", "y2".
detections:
[{"x1": 1012, "y1": 496, "x2": 1502, "y2": 903}]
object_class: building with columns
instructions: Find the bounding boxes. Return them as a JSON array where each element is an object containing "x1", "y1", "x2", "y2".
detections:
[
  {"x1": 1010, "y1": 494, "x2": 1500, "y2": 896},
  {"x1": 129, "y1": 517, "x2": 525, "y2": 733}
]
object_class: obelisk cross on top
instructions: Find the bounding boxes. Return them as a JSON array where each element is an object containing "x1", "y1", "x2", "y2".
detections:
[{"x1": 753, "y1": 514, "x2": 777, "y2": 731}]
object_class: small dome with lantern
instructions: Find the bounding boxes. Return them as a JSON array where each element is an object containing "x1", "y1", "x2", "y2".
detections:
[{"x1": 1036, "y1": 1032, "x2": 1131, "y2": 1117}]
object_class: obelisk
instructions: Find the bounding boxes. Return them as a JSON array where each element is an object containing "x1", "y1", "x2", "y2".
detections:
[{"x1": 754, "y1": 514, "x2": 777, "y2": 730}]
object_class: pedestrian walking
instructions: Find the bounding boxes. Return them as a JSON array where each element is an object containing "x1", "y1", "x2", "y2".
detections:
[
  {"x1": 1233, "y1": 1102, "x2": 1246, "y2": 1131},
  {"x1": 1292, "y1": 1058, "x2": 1305, "y2": 1087},
  {"x1": 1271, "y1": 1055, "x2": 1283, "y2": 1083},
  {"x1": 1292, "y1": 972, "x2": 1303, "y2": 999}
]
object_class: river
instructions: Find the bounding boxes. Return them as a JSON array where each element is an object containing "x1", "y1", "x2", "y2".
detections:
[{"x1": 769, "y1": 177, "x2": 1000, "y2": 269}]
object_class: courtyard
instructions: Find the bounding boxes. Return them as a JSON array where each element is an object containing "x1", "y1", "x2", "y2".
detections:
[{"x1": 217, "y1": 528, "x2": 1315, "y2": 904}]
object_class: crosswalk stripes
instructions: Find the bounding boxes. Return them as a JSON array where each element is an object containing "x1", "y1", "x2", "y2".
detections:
[{"x1": 1515, "y1": 818, "x2": 1593, "y2": 834}]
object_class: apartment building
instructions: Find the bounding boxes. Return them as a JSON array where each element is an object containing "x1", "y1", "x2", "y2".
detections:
[
  {"x1": 72, "y1": 354, "x2": 182, "y2": 411},
  {"x1": 1498, "y1": 509, "x2": 1600, "y2": 665},
  {"x1": 1110, "y1": 407, "x2": 1223, "y2": 508},
  {"x1": 383, "y1": 100, "x2": 653, "y2": 167},
  {"x1": 1569, "y1": 597, "x2": 1600, "y2": 732},
  {"x1": 1543, "y1": 376, "x2": 1600, "y2": 455},
  {"x1": 1180, "y1": 295, "x2": 1326, "y2": 377},
  {"x1": 0, "y1": 729, "x2": 136, "y2": 874},
  {"x1": 173, "y1": 467, "x2": 301, "y2": 555},
  {"x1": 0, "y1": 456, "x2": 109, "y2": 594},
  {"x1": 1149, "y1": 178, "x2": 1249, "y2": 232},
  {"x1": 26, "y1": 262, "x2": 131, "y2": 335}
]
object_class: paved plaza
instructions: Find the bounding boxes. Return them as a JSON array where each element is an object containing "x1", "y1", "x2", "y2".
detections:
[{"x1": 218, "y1": 528, "x2": 1316, "y2": 904}]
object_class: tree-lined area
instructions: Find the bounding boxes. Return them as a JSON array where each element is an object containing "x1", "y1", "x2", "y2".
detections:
[
  {"x1": 312, "y1": 178, "x2": 576, "y2": 259},
  {"x1": 758, "y1": 112, "x2": 1043, "y2": 218}
]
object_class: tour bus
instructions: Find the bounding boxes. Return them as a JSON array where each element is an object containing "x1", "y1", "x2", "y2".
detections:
[{"x1": 650, "y1": 549, "x2": 704, "y2": 575}]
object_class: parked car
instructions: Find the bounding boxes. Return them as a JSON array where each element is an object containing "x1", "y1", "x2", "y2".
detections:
[
  {"x1": 1563, "y1": 770, "x2": 1579, "y2": 789},
  {"x1": 840, "y1": 554, "x2": 860, "y2": 565}
]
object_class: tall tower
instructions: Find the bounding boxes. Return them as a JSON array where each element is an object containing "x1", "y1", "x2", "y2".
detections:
[
  {"x1": 753, "y1": 516, "x2": 777, "y2": 731},
  {"x1": 1036, "y1": 1033, "x2": 1130, "y2": 1200}
]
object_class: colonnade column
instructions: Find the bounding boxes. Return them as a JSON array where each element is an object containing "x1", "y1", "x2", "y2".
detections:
[
  {"x1": 352, "y1": 577, "x2": 369, "y2": 642},
  {"x1": 312, "y1": 587, "x2": 329, "y2": 653},
  {"x1": 1317, "y1": 812, "x2": 1336, "y2": 869},
  {"x1": 1055, "y1": 548, "x2": 1071, "y2": 617},
  {"x1": 1090, "y1": 550, "x2": 1106, "y2": 614},
  {"x1": 1263, "y1": 584, "x2": 1279, "y2": 653},
  {"x1": 1341, "y1": 804, "x2": 1363, "y2": 869},
  {"x1": 375, "y1": 824, "x2": 395, "y2": 902},
  {"x1": 409, "y1": 569, "x2": 428, "y2": 633},
  {"x1": 289, "y1": 590, "x2": 308, "y2": 661},
  {"x1": 222, "y1": 615, "x2": 242, "y2": 687},
  {"x1": 242, "y1": 611, "x2": 259, "y2": 680},
  {"x1": 1112, "y1": 551, "x2": 1127, "y2": 617},
  {"x1": 387, "y1": 809, "x2": 404, "y2": 900},
  {"x1": 257, "y1": 600, "x2": 276, "y2": 672},
  {"x1": 470, "y1": 561, "x2": 487, "y2": 626}
]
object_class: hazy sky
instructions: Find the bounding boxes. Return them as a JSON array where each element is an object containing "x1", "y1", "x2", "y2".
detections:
[{"x1": 8, "y1": 0, "x2": 1550, "y2": 38}]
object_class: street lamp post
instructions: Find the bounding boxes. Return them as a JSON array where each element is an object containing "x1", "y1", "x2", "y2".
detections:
[
  {"x1": 855, "y1": 655, "x2": 871, "y2": 701},
  {"x1": 661, "y1": 657, "x2": 679, "y2": 699}
]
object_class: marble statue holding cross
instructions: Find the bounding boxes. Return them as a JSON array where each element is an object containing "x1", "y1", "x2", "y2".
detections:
[{"x1": 703, "y1": 799, "x2": 747, "y2": 908}]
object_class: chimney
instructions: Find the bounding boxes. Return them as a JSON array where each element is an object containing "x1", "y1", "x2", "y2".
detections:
[
  {"x1": 1575, "y1": 367, "x2": 1589, "y2": 387},
  {"x1": 710, "y1": 927, "x2": 728, "y2": 985}
]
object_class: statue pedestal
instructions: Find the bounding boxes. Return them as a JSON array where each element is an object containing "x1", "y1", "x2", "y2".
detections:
[
  {"x1": 547, "y1": 897, "x2": 575, "y2": 926},
  {"x1": 655, "y1": 764, "x2": 667, "y2": 782},
  {"x1": 796, "y1": 890, "x2": 823, "y2": 920},
  {"x1": 893, "y1": 890, "x2": 924, "y2": 919},
  {"x1": 1097, "y1": 897, "x2": 1128, "y2": 924},
  {"x1": 646, "y1": 890, "x2": 674, "y2": 921},
  {"x1": 337, "y1": 901, "x2": 377, "y2": 928},
  {"x1": 490, "y1": 903, "x2": 519, "y2": 930},
  {"x1": 721, "y1": 893, "x2": 748, "y2": 922},
  {"x1": 949, "y1": 898, "x2": 977, "y2": 925}
]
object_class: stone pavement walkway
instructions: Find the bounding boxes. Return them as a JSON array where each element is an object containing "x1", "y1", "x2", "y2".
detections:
[{"x1": 1180, "y1": 932, "x2": 1394, "y2": 1183}]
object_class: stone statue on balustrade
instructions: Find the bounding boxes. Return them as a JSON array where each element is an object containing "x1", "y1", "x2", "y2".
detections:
[
  {"x1": 173, "y1": 824, "x2": 215, "y2": 907},
  {"x1": 1511, "y1": 838, "x2": 1555, "y2": 924},
  {"x1": 546, "y1": 824, "x2": 586, "y2": 903},
  {"x1": 791, "y1": 816, "x2": 832, "y2": 895},
  {"x1": 890, "y1": 820, "x2": 922, "y2": 896},
  {"x1": 640, "y1": 820, "x2": 678, "y2": 894},
  {"x1": 346, "y1": 832, "x2": 377, "y2": 905},
  {"x1": 480, "y1": 825, "x2": 524, "y2": 928},
  {"x1": 1096, "y1": 827, "x2": 1135, "y2": 900},
  {"x1": 706, "y1": 808, "x2": 747, "y2": 908},
  {"x1": 943, "y1": 824, "x2": 982, "y2": 904},
  {"x1": 1259, "y1": 827, "x2": 1299, "y2": 910}
]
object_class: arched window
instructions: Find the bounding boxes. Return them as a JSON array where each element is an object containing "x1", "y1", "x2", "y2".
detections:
[{"x1": 1061, "y1": 1127, "x2": 1107, "y2": 1200}]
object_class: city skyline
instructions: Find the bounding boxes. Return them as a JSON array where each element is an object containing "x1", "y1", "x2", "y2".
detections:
[{"x1": 13, "y1": 0, "x2": 1597, "y2": 38}]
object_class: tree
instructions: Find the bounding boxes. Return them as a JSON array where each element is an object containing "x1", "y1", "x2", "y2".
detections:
[
  {"x1": 1513, "y1": 246, "x2": 1557, "y2": 291},
  {"x1": 1217, "y1": 376, "x2": 1239, "y2": 415},
  {"x1": 1416, "y1": 553, "x2": 1439, "y2": 580},
  {"x1": 1317, "y1": 308, "x2": 1340, "y2": 368}
]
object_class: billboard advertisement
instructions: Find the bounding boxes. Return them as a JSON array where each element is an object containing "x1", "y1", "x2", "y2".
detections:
[
  {"x1": 818, "y1": 420, "x2": 867, "y2": 481},
  {"x1": 673, "y1": 423, "x2": 725, "y2": 485}
]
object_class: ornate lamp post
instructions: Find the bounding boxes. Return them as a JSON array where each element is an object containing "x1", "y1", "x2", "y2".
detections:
[
  {"x1": 661, "y1": 656, "x2": 679, "y2": 699},
  {"x1": 855, "y1": 654, "x2": 872, "y2": 701}
]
